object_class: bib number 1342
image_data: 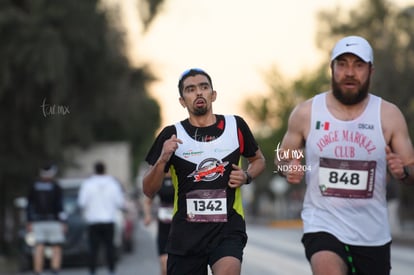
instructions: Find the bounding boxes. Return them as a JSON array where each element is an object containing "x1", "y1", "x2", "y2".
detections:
[
  {"x1": 191, "y1": 199, "x2": 223, "y2": 212},
  {"x1": 186, "y1": 189, "x2": 227, "y2": 222}
]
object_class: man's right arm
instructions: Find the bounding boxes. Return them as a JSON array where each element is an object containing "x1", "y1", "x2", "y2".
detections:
[
  {"x1": 143, "y1": 134, "x2": 182, "y2": 198},
  {"x1": 143, "y1": 161, "x2": 169, "y2": 198},
  {"x1": 274, "y1": 100, "x2": 310, "y2": 184}
]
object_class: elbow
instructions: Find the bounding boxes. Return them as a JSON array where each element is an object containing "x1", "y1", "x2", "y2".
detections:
[
  {"x1": 142, "y1": 181, "x2": 155, "y2": 199},
  {"x1": 256, "y1": 154, "x2": 266, "y2": 175},
  {"x1": 260, "y1": 156, "x2": 266, "y2": 172},
  {"x1": 142, "y1": 166, "x2": 164, "y2": 198},
  {"x1": 143, "y1": 188, "x2": 154, "y2": 199},
  {"x1": 250, "y1": 151, "x2": 266, "y2": 177}
]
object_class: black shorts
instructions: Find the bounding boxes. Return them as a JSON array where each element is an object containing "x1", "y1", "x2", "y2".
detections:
[
  {"x1": 301, "y1": 232, "x2": 391, "y2": 275},
  {"x1": 167, "y1": 235, "x2": 245, "y2": 275}
]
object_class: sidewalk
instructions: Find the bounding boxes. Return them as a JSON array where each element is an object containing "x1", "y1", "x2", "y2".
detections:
[
  {"x1": 392, "y1": 232, "x2": 414, "y2": 246},
  {"x1": 0, "y1": 255, "x2": 16, "y2": 275}
]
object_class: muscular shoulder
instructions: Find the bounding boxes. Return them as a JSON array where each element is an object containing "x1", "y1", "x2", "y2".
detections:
[
  {"x1": 154, "y1": 125, "x2": 177, "y2": 144},
  {"x1": 381, "y1": 99, "x2": 407, "y2": 142},
  {"x1": 280, "y1": 98, "x2": 313, "y2": 148},
  {"x1": 159, "y1": 125, "x2": 177, "y2": 136},
  {"x1": 233, "y1": 115, "x2": 247, "y2": 126},
  {"x1": 288, "y1": 98, "x2": 312, "y2": 130},
  {"x1": 381, "y1": 99, "x2": 403, "y2": 118},
  {"x1": 292, "y1": 98, "x2": 312, "y2": 117}
]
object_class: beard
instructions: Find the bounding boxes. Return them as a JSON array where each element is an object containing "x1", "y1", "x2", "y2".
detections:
[
  {"x1": 191, "y1": 97, "x2": 209, "y2": 116},
  {"x1": 193, "y1": 106, "x2": 208, "y2": 116},
  {"x1": 332, "y1": 75, "x2": 370, "y2": 105}
]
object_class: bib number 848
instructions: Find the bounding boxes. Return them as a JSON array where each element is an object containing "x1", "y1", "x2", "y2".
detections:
[{"x1": 329, "y1": 171, "x2": 360, "y2": 185}]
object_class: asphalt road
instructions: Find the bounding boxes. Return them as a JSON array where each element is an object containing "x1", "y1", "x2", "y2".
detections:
[
  {"x1": 17, "y1": 220, "x2": 414, "y2": 275},
  {"x1": 18, "y1": 221, "x2": 160, "y2": 275}
]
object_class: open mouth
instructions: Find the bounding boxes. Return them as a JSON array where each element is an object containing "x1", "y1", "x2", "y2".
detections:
[
  {"x1": 195, "y1": 98, "x2": 206, "y2": 108},
  {"x1": 342, "y1": 80, "x2": 358, "y2": 89}
]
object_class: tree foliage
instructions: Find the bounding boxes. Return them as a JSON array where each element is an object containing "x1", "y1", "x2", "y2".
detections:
[
  {"x1": 317, "y1": 0, "x2": 414, "y2": 221},
  {"x1": 317, "y1": 0, "x2": 414, "y2": 133},
  {"x1": 243, "y1": 0, "x2": 414, "y2": 217},
  {"x1": 243, "y1": 66, "x2": 329, "y2": 215},
  {"x1": 138, "y1": 0, "x2": 166, "y2": 31},
  {"x1": 0, "y1": 0, "x2": 163, "y2": 254}
]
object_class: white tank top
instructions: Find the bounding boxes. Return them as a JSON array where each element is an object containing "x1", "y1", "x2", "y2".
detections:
[
  {"x1": 304, "y1": 92, "x2": 390, "y2": 245},
  {"x1": 174, "y1": 115, "x2": 239, "y2": 164}
]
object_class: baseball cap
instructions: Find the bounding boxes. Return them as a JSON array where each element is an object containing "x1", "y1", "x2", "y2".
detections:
[{"x1": 331, "y1": 36, "x2": 374, "y2": 64}]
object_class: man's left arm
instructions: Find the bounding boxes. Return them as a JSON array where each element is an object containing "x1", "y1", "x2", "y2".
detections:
[
  {"x1": 228, "y1": 116, "x2": 266, "y2": 188},
  {"x1": 228, "y1": 149, "x2": 265, "y2": 188},
  {"x1": 385, "y1": 103, "x2": 414, "y2": 184},
  {"x1": 244, "y1": 149, "x2": 266, "y2": 182}
]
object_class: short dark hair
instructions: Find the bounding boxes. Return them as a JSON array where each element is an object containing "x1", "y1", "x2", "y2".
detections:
[
  {"x1": 39, "y1": 163, "x2": 58, "y2": 178},
  {"x1": 94, "y1": 161, "x2": 105, "y2": 174},
  {"x1": 177, "y1": 68, "x2": 213, "y2": 97}
]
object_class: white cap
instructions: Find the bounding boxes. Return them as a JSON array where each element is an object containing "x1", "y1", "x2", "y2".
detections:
[{"x1": 331, "y1": 36, "x2": 374, "y2": 63}]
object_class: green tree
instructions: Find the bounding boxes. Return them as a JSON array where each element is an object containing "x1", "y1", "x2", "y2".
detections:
[
  {"x1": 317, "y1": 0, "x2": 414, "y2": 128},
  {"x1": 243, "y1": 67, "x2": 329, "y2": 216},
  {"x1": 317, "y1": 0, "x2": 414, "y2": 226},
  {"x1": 243, "y1": 0, "x2": 414, "y2": 220},
  {"x1": 0, "y1": 0, "x2": 163, "y2": 255},
  {"x1": 138, "y1": 0, "x2": 166, "y2": 31}
]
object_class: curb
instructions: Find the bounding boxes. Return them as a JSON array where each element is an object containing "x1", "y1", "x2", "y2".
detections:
[
  {"x1": 392, "y1": 232, "x2": 414, "y2": 247},
  {"x1": 268, "y1": 219, "x2": 303, "y2": 228}
]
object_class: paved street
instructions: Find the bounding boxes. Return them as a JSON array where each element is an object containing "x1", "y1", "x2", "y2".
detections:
[
  {"x1": 19, "y1": 221, "x2": 160, "y2": 275},
  {"x1": 17, "y1": 220, "x2": 414, "y2": 275},
  {"x1": 244, "y1": 223, "x2": 414, "y2": 275}
]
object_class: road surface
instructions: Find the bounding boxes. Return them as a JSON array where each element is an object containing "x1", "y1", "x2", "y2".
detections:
[{"x1": 19, "y1": 220, "x2": 414, "y2": 275}]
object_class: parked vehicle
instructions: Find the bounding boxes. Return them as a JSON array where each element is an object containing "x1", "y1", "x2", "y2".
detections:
[{"x1": 15, "y1": 178, "x2": 128, "y2": 271}]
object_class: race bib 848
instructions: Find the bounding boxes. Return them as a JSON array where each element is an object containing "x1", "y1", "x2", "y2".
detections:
[{"x1": 318, "y1": 157, "x2": 376, "y2": 198}]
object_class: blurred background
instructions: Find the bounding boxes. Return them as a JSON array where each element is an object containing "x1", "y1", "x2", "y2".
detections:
[{"x1": 1, "y1": 0, "x2": 414, "y2": 273}]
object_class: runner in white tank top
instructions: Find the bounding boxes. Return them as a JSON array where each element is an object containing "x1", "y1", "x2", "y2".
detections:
[
  {"x1": 304, "y1": 92, "x2": 389, "y2": 245},
  {"x1": 275, "y1": 36, "x2": 414, "y2": 275}
]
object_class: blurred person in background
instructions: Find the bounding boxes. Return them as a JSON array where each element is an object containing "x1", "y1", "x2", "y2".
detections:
[
  {"x1": 26, "y1": 163, "x2": 67, "y2": 275},
  {"x1": 78, "y1": 161, "x2": 125, "y2": 275},
  {"x1": 143, "y1": 170, "x2": 175, "y2": 275}
]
